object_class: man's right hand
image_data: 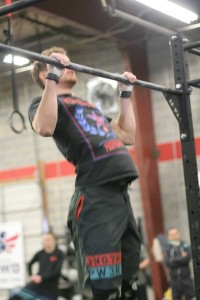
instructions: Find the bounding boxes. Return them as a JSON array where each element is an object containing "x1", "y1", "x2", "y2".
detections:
[{"x1": 47, "y1": 53, "x2": 70, "y2": 79}]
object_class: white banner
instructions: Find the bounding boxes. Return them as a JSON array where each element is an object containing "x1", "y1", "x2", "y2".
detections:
[{"x1": 0, "y1": 222, "x2": 25, "y2": 289}]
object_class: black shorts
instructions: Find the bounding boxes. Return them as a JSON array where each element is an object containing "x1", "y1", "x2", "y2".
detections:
[
  {"x1": 67, "y1": 180, "x2": 141, "y2": 290},
  {"x1": 171, "y1": 278, "x2": 195, "y2": 300}
]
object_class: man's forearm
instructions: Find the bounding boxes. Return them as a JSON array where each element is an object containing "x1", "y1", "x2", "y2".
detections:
[
  {"x1": 32, "y1": 81, "x2": 58, "y2": 137},
  {"x1": 27, "y1": 264, "x2": 32, "y2": 276},
  {"x1": 116, "y1": 97, "x2": 136, "y2": 144}
]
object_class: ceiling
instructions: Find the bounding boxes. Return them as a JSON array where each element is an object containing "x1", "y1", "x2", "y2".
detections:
[{"x1": 0, "y1": 0, "x2": 200, "y2": 69}]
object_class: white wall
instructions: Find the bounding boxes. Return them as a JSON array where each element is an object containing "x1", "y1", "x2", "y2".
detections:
[{"x1": 0, "y1": 34, "x2": 199, "y2": 297}]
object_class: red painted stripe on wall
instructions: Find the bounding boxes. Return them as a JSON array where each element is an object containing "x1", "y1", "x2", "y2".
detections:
[
  {"x1": 45, "y1": 161, "x2": 75, "y2": 178},
  {"x1": 158, "y1": 137, "x2": 200, "y2": 161},
  {"x1": 195, "y1": 138, "x2": 200, "y2": 156},
  {"x1": 0, "y1": 166, "x2": 36, "y2": 182},
  {"x1": 0, "y1": 137, "x2": 200, "y2": 182},
  {"x1": 158, "y1": 141, "x2": 182, "y2": 161}
]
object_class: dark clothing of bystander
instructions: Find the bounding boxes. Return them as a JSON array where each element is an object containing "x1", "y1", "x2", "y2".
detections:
[
  {"x1": 8, "y1": 247, "x2": 64, "y2": 300},
  {"x1": 164, "y1": 240, "x2": 195, "y2": 300}
]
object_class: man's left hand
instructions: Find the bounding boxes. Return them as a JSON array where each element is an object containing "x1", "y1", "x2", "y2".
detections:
[
  {"x1": 118, "y1": 71, "x2": 137, "y2": 92},
  {"x1": 30, "y1": 274, "x2": 42, "y2": 284}
]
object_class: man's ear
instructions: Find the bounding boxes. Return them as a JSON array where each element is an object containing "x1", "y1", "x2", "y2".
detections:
[{"x1": 39, "y1": 70, "x2": 46, "y2": 82}]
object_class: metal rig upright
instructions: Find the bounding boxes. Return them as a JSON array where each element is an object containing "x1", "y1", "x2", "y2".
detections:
[{"x1": 166, "y1": 33, "x2": 200, "y2": 299}]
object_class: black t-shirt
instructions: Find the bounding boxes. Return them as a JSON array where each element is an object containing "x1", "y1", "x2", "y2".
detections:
[
  {"x1": 28, "y1": 95, "x2": 138, "y2": 186},
  {"x1": 27, "y1": 247, "x2": 64, "y2": 289}
]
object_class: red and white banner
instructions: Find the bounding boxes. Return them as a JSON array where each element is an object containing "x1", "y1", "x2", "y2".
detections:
[{"x1": 0, "y1": 222, "x2": 25, "y2": 289}]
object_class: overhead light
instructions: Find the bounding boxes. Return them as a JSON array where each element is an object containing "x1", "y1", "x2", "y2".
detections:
[
  {"x1": 135, "y1": 0, "x2": 198, "y2": 24},
  {"x1": 3, "y1": 54, "x2": 30, "y2": 66}
]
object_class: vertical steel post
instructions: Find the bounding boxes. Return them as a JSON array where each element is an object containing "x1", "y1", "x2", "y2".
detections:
[
  {"x1": 170, "y1": 33, "x2": 200, "y2": 299},
  {"x1": 120, "y1": 44, "x2": 166, "y2": 299}
]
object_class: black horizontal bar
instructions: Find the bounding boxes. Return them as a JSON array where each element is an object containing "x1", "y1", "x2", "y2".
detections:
[
  {"x1": 0, "y1": 43, "x2": 182, "y2": 95},
  {"x1": 188, "y1": 49, "x2": 200, "y2": 56},
  {"x1": 184, "y1": 41, "x2": 200, "y2": 50},
  {"x1": 190, "y1": 84, "x2": 200, "y2": 89},
  {"x1": 188, "y1": 78, "x2": 200, "y2": 85},
  {"x1": 0, "y1": 0, "x2": 45, "y2": 17},
  {"x1": 188, "y1": 78, "x2": 200, "y2": 88}
]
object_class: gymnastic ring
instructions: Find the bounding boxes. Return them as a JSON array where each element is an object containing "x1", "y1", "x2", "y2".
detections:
[{"x1": 8, "y1": 110, "x2": 26, "y2": 134}]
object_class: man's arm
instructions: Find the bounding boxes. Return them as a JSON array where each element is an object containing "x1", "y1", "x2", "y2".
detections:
[
  {"x1": 164, "y1": 245, "x2": 191, "y2": 268},
  {"x1": 171, "y1": 244, "x2": 191, "y2": 267},
  {"x1": 27, "y1": 252, "x2": 39, "y2": 276},
  {"x1": 32, "y1": 80, "x2": 58, "y2": 137},
  {"x1": 32, "y1": 53, "x2": 69, "y2": 137},
  {"x1": 110, "y1": 72, "x2": 136, "y2": 145}
]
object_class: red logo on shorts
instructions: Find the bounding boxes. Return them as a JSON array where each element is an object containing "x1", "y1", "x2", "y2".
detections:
[
  {"x1": 86, "y1": 252, "x2": 121, "y2": 267},
  {"x1": 75, "y1": 195, "x2": 85, "y2": 219}
]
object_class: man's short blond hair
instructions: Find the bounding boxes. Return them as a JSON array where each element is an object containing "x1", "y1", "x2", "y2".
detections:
[{"x1": 32, "y1": 47, "x2": 67, "y2": 89}]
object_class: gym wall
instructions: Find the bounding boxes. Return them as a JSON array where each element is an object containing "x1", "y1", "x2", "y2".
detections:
[{"x1": 0, "y1": 35, "x2": 199, "y2": 297}]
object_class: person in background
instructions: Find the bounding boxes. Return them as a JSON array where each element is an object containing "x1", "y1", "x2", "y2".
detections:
[
  {"x1": 8, "y1": 232, "x2": 64, "y2": 300},
  {"x1": 163, "y1": 227, "x2": 195, "y2": 300},
  {"x1": 28, "y1": 47, "x2": 141, "y2": 300},
  {"x1": 137, "y1": 244, "x2": 150, "y2": 300}
]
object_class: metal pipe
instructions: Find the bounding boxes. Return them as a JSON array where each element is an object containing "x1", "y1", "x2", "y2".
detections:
[
  {"x1": 115, "y1": 9, "x2": 175, "y2": 36},
  {"x1": 178, "y1": 22, "x2": 200, "y2": 33},
  {"x1": 188, "y1": 49, "x2": 200, "y2": 57},
  {"x1": 0, "y1": 43, "x2": 182, "y2": 95},
  {"x1": 188, "y1": 78, "x2": 200, "y2": 88},
  {"x1": 188, "y1": 78, "x2": 200, "y2": 85},
  {"x1": 0, "y1": 0, "x2": 45, "y2": 17},
  {"x1": 184, "y1": 40, "x2": 200, "y2": 50}
]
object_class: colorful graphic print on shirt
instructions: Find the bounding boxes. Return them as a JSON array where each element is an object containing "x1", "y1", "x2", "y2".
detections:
[{"x1": 62, "y1": 97, "x2": 129, "y2": 161}]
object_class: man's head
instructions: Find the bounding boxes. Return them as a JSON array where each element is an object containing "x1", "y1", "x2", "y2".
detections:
[
  {"x1": 42, "y1": 232, "x2": 57, "y2": 253},
  {"x1": 167, "y1": 227, "x2": 181, "y2": 242},
  {"x1": 32, "y1": 46, "x2": 77, "y2": 89}
]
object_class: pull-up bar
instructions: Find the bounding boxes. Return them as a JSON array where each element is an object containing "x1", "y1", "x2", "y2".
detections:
[
  {"x1": 184, "y1": 40, "x2": 200, "y2": 50},
  {"x1": 0, "y1": 43, "x2": 182, "y2": 95},
  {"x1": 188, "y1": 78, "x2": 200, "y2": 88},
  {"x1": 188, "y1": 49, "x2": 200, "y2": 57},
  {"x1": 0, "y1": 0, "x2": 45, "y2": 17}
]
